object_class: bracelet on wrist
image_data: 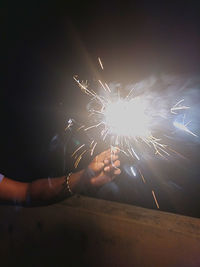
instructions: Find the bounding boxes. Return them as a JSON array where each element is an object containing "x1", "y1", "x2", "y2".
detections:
[{"x1": 64, "y1": 172, "x2": 73, "y2": 195}]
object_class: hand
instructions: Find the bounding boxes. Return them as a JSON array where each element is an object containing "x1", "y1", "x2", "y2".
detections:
[{"x1": 86, "y1": 148, "x2": 121, "y2": 187}]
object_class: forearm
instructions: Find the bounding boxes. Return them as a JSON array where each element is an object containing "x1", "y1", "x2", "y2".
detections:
[
  {"x1": 0, "y1": 171, "x2": 86, "y2": 206},
  {"x1": 28, "y1": 170, "x2": 86, "y2": 206},
  {"x1": 28, "y1": 176, "x2": 67, "y2": 205}
]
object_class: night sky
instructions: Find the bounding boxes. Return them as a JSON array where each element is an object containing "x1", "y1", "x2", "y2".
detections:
[{"x1": 1, "y1": 1, "x2": 200, "y2": 216}]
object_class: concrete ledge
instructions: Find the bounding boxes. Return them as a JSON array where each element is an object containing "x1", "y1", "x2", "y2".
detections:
[{"x1": 1, "y1": 195, "x2": 200, "y2": 266}]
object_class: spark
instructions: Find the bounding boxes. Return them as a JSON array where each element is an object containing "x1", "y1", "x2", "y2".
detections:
[
  {"x1": 130, "y1": 166, "x2": 137, "y2": 177},
  {"x1": 125, "y1": 87, "x2": 135, "y2": 99},
  {"x1": 90, "y1": 140, "x2": 95, "y2": 147},
  {"x1": 84, "y1": 122, "x2": 103, "y2": 131},
  {"x1": 98, "y1": 80, "x2": 107, "y2": 91},
  {"x1": 171, "y1": 99, "x2": 190, "y2": 114},
  {"x1": 77, "y1": 125, "x2": 85, "y2": 132},
  {"x1": 105, "y1": 83, "x2": 111, "y2": 92},
  {"x1": 98, "y1": 57, "x2": 104, "y2": 70},
  {"x1": 167, "y1": 147, "x2": 187, "y2": 160},
  {"x1": 138, "y1": 169, "x2": 146, "y2": 183},
  {"x1": 152, "y1": 190, "x2": 160, "y2": 209},
  {"x1": 74, "y1": 149, "x2": 87, "y2": 169},
  {"x1": 65, "y1": 118, "x2": 74, "y2": 131},
  {"x1": 71, "y1": 144, "x2": 85, "y2": 158},
  {"x1": 90, "y1": 142, "x2": 97, "y2": 156},
  {"x1": 173, "y1": 121, "x2": 197, "y2": 137}
]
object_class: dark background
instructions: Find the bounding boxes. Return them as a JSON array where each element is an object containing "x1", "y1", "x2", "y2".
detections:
[{"x1": 1, "y1": 1, "x2": 200, "y2": 216}]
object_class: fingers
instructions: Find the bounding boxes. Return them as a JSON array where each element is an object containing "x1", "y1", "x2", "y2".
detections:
[
  {"x1": 112, "y1": 147, "x2": 120, "y2": 154},
  {"x1": 89, "y1": 156, "x2": 121, "y2": 187},
  {"x1": 104, "y1": 160, "x2": 121, "y2": 173},
  {"x1": 103, "y1": 148, "x2": 120, "y2": 174},
  {"x1": 98, "y1": 147, "x2": 120, "y2": 162},
  {"x1": 102, "y1": 147, "x2": 120, "y2": 164},
  {"x1": 103, "y1": 154, "x2": 119, "y2": 165},
  {"x1": 90, "y1": 147, "x2": 120, "y2": 174},
  {"x1": 113, "y1": 168, "x2": 121, "y2": 175}
]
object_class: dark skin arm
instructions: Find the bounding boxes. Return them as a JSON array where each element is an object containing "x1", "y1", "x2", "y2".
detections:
[{"x1": 0, "y1": 148, "x2": 121, "y2": 206}]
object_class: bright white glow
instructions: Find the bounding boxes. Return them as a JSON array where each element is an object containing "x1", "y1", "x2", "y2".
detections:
[
  {"x1": 104, "y1": 98, "x2": 151, "y2": 138},
  {"x1": 73, "y1": 76, "x2": 196, "y2": 161}
]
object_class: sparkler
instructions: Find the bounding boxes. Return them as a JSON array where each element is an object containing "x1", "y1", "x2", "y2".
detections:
[
  {"x1": 72, "y1": 77, "x2": 196, "y2": 159},
  {"x1": 68, "y1": 58, "x2": 198, "y2": 209}
]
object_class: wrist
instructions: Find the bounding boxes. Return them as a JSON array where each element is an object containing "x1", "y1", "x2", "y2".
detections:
[
  {"x1": 66, "y1": 170, "x2": 86, "y2": 194},
  {"x1": 69, "y1": 168, "x2": 97, "y2": 195},
  {"x1": 80, "y1": 168, "x2": 99, "y2": 195}
]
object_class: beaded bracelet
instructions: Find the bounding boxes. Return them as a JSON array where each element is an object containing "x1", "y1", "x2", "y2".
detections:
[{"x1": 65, "y1": 172, "x2": 73, "y2": 195}]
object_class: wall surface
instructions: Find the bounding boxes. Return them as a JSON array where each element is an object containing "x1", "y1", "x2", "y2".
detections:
[{"x1": 1, "y1": 195, "x2": 200, "y2": 267}]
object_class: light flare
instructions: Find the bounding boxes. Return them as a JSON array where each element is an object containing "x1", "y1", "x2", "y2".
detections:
[
  {"x1": 72, "y1": 74, "x2": 198, "y2": 161},
  {"x1": 103, "y1": 98, "x2": 151, "y2": 138}
]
